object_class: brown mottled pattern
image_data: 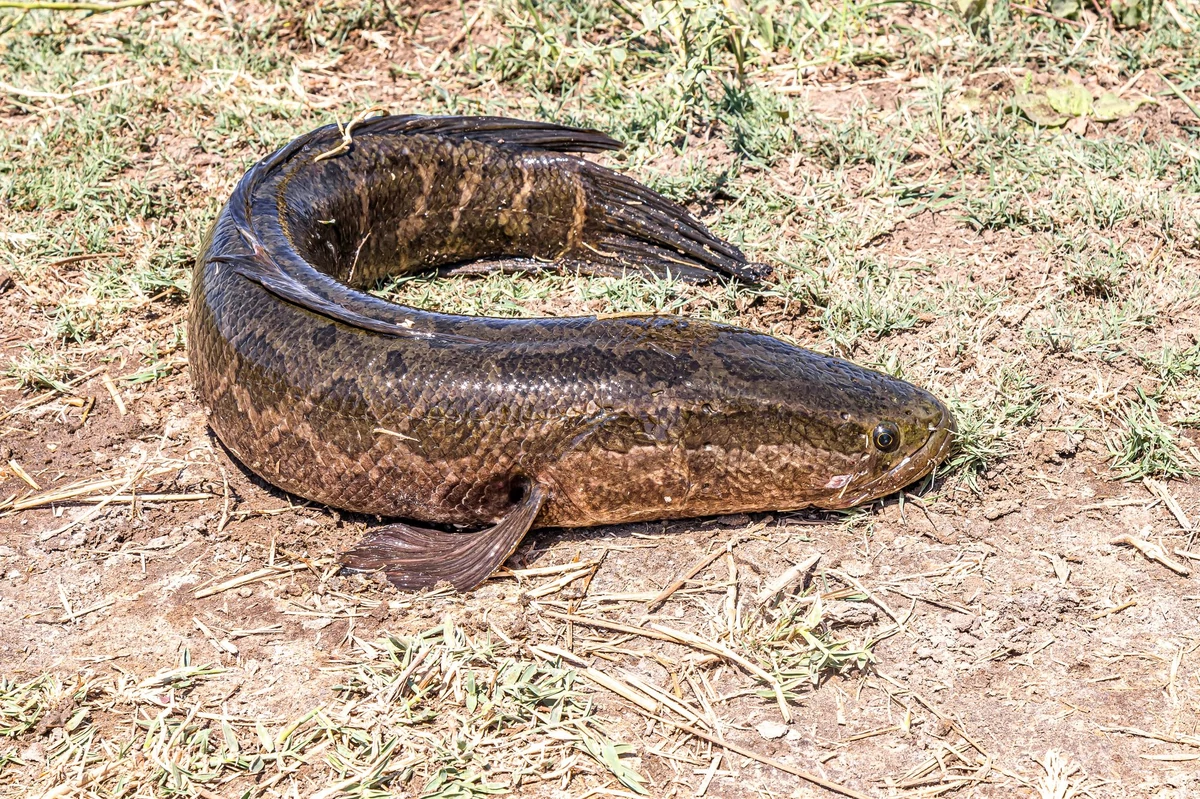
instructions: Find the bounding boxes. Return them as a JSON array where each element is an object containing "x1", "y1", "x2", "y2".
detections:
[{"x1": 189, "y1": 114, "x2": 955, "y2": 537}]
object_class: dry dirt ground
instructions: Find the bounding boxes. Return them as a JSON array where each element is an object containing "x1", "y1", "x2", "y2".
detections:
[{"x1": 2, "y1": 2, "x2": 1200, "y2": 798}]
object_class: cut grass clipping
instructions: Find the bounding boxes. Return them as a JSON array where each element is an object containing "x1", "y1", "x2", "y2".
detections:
[
  {"x1": 0, "y1": 623, "x2": 646, "y2": 797},
  {"x1": 1, "y1": 604, "x2": 870, "y2": 797}
]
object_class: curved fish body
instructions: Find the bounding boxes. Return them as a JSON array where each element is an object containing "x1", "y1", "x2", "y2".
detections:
[{"x1": 188, "y1": 114, "x2": 955, "y2": 590}]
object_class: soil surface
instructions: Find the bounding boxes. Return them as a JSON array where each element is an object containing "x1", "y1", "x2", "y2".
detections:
[{"x1": 2, "y1": 2, "x2": 1200, "y2": 798}]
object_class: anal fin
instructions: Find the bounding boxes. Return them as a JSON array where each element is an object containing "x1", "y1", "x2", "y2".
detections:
[{"x1": 340, "y1": 484, "x2": 547, "y2": 592}]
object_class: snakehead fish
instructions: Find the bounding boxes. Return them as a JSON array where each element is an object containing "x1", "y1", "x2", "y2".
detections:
[{"x1": 188, "y1": 114, "x2": 955, "y2": 591}]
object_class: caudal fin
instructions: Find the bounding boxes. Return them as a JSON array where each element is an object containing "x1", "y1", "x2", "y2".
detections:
[{"x1": 567, "y1": 163, "x2": 771, "y2": 284}]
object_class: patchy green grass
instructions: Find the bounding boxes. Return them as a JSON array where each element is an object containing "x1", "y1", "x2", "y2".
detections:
[{"x1": 1107, "y1": 389, "x2": 1198, "y2": 479}]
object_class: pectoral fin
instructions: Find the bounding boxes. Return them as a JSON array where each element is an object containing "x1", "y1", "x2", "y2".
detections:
[{"x1": 340, "y1": 484, "x2": 547, "y2": 592}]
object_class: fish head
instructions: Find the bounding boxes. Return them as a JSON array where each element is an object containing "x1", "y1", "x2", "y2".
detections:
[
  {"x1": 694, "y1": 330, "x2": 956, "y2": 512},
  {"x1": 802, "y1": 367, "x2": 956, "y2": 509}
]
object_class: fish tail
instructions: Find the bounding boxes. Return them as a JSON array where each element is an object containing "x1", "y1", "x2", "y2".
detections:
[
  {"x1": 236, "y1": 113, "x2": 771, "y2": 287},
  {"x1": 566, "y1": 163, "x2": 771, "y2": 285},
  {"x1": 381, "y1": 115, "x2": 771, "y2": 284}
]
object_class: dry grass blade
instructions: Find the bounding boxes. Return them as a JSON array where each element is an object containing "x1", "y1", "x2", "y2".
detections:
[
  {"x1": 0, "y1": 367, "x2": 104, "y2": 423},
  {"x1": 617, "y1": 669, "x2": 709, "y2": 728},
  {"x1": 314, "y1": 105, "x2": 390, "y2": 162},
  {"x1": 1034, "y1": 750, "x2": 1082, "y2": 799},
  {"x1": 47, "y1": 596, "x2": 115, "y2": 624},
  {"x1": 1100, "y1": 726, "x2": 1200, "y2": 747},
  {"x1": 1091, "y1": 599, "x2": 1137, "y2": 619},
  {"x1": 34, "y1": 763, "x2": 116, "y2": 799},
  {"x1": 646, "y1": 543, "x2": 731, "y2": 611},
  {"x1": 65, "y1": 492, "x2": 212, "y2": 504},
  {"x1": 194, "y1": 562, "x2": 315, "y2": 598},
  {"x1": 1, "y1": 466, "x2": 184, "y2": 513},
  {"x1": 36, "y1": 456, "x2": 148, "y2": 541},
  {"x1": 825, "y1": 570, "x2": 905, "y2": 627},
  {"x1": 653, "y1": 716, "x2": 876, "y2": 799},
  {"x1": 101, "y1": 372, "x2": 126, "y2": 416},
  {"x1": 647, "y1": 623, "x2": 791, "y2": 722},
  {"x1": 754, "y1": 553, "x2": 822, "y2": 606},
  {"x1": 6, "y1": 459, "x2": 40, "y2": 490},
  {"x1": 524, "y1": 564, "x2": 596, "y2": 598},
  {"x1": 542, "y1": 610, "x2": 678, "y2": 643},
  {"x1": 0, "y1": 0, "x2": 161, "y2": 10},
  {"x1": 581, "y1": 668, "x2": 660, "y2": 714},
  {"x1": 1111, "y1": 534, "x2": 1191, "y2": 575},
  {"x1": 1143, "y1": 477, "x2": 1192, "y2": 531},
  {"x1": 498, "y1": 559, "x2": 600, "y2": 580},
  {"x1": 894, "y1": 743, "x2": 977, "y2": 787},
  {"x1": 217, "y1": 466, "x2": 231, "y2": 533}
]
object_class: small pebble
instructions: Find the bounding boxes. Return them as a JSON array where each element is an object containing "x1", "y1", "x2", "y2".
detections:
[
  {"x1": 840, "y1": 558, "x2": 872, "y2": 577},
  {"x1": 755, "y1": 720, "x2": 789, "y2": 740},
  {"x1": 983, "y1": 500, "x2": 1022, "y2": 521},
  {"x1": 952, "y1": 614, "x2": 978, "y2": 633}
]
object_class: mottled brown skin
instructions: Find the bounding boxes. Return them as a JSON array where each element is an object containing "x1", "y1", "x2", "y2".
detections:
[{"x1": 188, "y1": 115, "x2": 955, "y2": 590}]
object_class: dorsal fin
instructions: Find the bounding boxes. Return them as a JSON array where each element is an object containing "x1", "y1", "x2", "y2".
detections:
[{"x1": 355, "y1": 114, "x2": 625, "y2": 153}]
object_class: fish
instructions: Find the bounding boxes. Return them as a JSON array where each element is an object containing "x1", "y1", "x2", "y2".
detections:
[{"x1": 187, "y1": 113, "x2": 955, "y2": 592}]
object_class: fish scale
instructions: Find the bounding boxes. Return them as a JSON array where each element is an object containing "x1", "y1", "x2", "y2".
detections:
[{"x1": 189, "y1": 113, "x2": 955, "y2": 591}]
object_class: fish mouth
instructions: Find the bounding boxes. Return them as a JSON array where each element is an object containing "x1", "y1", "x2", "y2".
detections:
[{"x1": 836, "y1": 401, "x2": 956, "y2": 508}]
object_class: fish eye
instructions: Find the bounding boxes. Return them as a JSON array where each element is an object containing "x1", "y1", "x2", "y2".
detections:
[{"x1": 872, "y1": 422, "x2": 901, "y2": 453}]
